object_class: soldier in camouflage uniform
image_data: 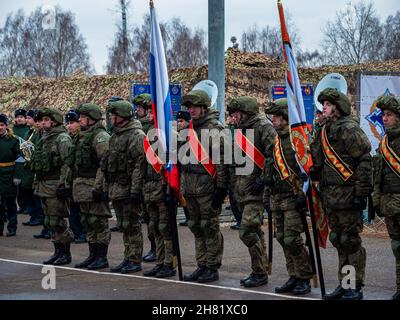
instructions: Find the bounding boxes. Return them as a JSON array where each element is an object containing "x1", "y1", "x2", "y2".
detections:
[
  {"x1": 103, "y1": 99, "x2": 146, "y2": 274},
  {"x1": 311, "y1": 88, "x2": 372, "y2": 300},
  {"x1": 132, "y1": 93, "x2": 157, "y2": 263},
  {"x1": 227, "y1": 96, "x2": 275, "y2": 287},
  {"x1": 372, "y1": 95, "x2": 400, "y2": 300},
  {"x1": 179, "y1": 89, "x2": 228, "y2": 283},
  {"x1": 69, "y1": 104, "x2": 111, "y2": 270},
  {"x1": 30, "y1": 108, "x2": 75, "y2": 265},
  {"x1": 264, "y1": 99, "x2": 313, "y2": 295}
]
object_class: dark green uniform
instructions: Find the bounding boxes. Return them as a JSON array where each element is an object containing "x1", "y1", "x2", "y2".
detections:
[
  {"x1": 12, "y1": 124, "x2": 30, "y2": 140},
  {"x1": 311, "y1": 89, "x2": 372, "y2": 300},
  {"x1": 372, "y1": 96, "x2": 400, "y2": 300}
]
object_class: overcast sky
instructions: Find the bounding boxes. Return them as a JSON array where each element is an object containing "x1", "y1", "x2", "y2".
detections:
[{"x1": 0, "y1": 0, "x2": 399, "y2": 74}]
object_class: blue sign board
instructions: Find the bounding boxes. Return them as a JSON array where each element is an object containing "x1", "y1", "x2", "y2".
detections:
[
  {"x1": 130, "y1": 82, "x2": 182, "y2": 119},
  {"x1": 271, "y1": 84, "x2": 315, "y2": 126}
]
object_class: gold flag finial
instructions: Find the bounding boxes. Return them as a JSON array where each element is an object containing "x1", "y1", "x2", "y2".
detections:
[{"x1": 150, "y1": 0, "x2": 154, "y2": 8}]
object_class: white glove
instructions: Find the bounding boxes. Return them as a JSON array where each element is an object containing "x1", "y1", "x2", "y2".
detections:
[{"x1": 13, "y1": 178, "x2": 22, "y2": 186}]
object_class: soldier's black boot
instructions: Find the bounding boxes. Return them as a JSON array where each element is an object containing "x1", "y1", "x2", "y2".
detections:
[
  {"x1": 274, "y1": 276, "x2": 298, "y2": 293},
  {"x1": 53, "y1": 243, "x2": 72, "y2": 266},
  {"x1": 240, "y1": 273, "x2": 255, "y2": 286},
  {"x1": 110, "y1": 259, "x2": 129, "y2": 273},
  {"x1": 197, "y1": 268, "x2": 219, "y2": 283},
  {"x1": 143, "y1": 264, "x2": 164, "y2": 277},
  {"x1": 87, "y1": 243, "x2": 109, "y2": 270},
  {"x1": 292, "y1": 279, "x2": 311, "y2": 296},
  {"x1": 242, "y1": 273, "x2": 268, "y2": 288},
  {"x1": 43, "y1": 242, "x2": 61, "y2": 265},
  {"x1": 392, "y1": 291, "x2": 400, "y2": 300},
  {"x1": 75, "y1": 243, "x2": 97, "y2": 269},
  {"x1": 183, "y1": 266, "x2": 207, "y2": 282},
  {"x1": 324, "y1": 285, "x2": 347, "y2": 300},
  {"x1": 120, "y1": 261, "x2": 142, "y2": 274},
  {"x1": 155, "y1": 265, "x2": 176, "y2": 278},
  {"x1": 341, "y1": 287, "x2": 363, "y2": 300},
  {"x1": 143, "y1": 249, "x2": 157, "y2": 262}
]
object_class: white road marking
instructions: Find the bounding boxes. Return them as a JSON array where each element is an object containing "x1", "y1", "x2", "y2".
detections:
[{"x1": 0, "y1": 258, "x2": 319, "y2": 300}]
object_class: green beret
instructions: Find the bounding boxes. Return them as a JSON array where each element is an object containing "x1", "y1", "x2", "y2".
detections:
[
  {"x1": 36, "y1": 108, "x2": 64, "y2": 124},
  {"x1": 107, "y1": 100, "x2": 134, "y2": 119},
  {"x1": 181, "y1": 90, "x2": 211, "y2": 108},
  {"x1": 227, "y1": 96, "x2": 259, "y2": 116},
  {"x1": 376, "y1": 95, "x2": 400, "y2": 116},
  {"x1": 132, "y1": 94, "x2": 152, "y2": 109},
  {"x1": 77, "y1": 103, "x2": 102, "y2": 121},
  {"x1": 318, "y1": 88, "x2": 351, "y2": 116}
]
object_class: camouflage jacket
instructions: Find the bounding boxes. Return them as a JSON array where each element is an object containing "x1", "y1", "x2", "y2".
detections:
[
  {"x1": 31, "y1": 126, "x2": 72, "y2": 198},
  {"x1": 310, "y1": 116, "x2": 372, "y2": 211},
  {"x1": 179, "y1": 109, "x2": 229, "y2": 197},
  {"x1": 232, "y1": 114, "x2": 275, "y2": 203},
  {"x1": 139, "y1": 116, "x2": 151, "y2": 134},
  {"x1": 372, "y1": 126, "x2": 400, "y2": 217},
  {"x1": 143, "y1": 121, "x2": 164, "y2": 203},
  {"x1": 69, "y1": 121, "x2": 110, "y2": 203},
  {"x1": 102, "y1": 120, "x2": 146, "y2": 201}
]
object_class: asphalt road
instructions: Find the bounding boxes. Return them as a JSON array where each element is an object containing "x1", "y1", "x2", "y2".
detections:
[{"x1": 0, "y1": 212, "x2": 396, "y2": 301}]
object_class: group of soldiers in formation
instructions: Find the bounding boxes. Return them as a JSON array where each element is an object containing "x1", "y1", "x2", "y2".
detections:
[{"x1": 0, "y1": 84, "x2": 400, "y2": 301}]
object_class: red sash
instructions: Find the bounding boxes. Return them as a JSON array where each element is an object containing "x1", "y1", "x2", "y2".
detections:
[
  {"x1": 235, "y1": 129, "x2": 266, "y2": 170},
  {"x1": 143, "y1": 136, "x2": 163, "y2": 174}
]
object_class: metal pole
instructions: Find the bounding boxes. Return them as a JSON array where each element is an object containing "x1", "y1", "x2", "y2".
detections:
[{"x1": 208, "y1": 0, "x2": 225, "y2": 124}]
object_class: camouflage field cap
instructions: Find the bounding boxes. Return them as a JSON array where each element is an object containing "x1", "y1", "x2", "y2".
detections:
[
  {"x1": 376, "y1": 95, "x2": 400, "y2": 116},
  {"x1": 318, "y1": 88, "x2": 351, "y2": 116},
  {"x1": 107, "y1": 100, "x2": 134, "y2": 119},
  {"x1": 132, "y1": 94, "x2": 152, "y2": 109},
  {"x1": 265, "y1": 98, "x2": 288, "y2": 120},
  {"x1": 77, "y1": 103, "x2": 102, "y2": 121},
  {"x1": 227, "y1": 96, "x2": 259, "y2": 116},
  {"x1": 36, "y1": 108, "x2": 64, "y2": 124},
  {"x1": 181, "y1": 90, "x2": 211, "y2": 108}
]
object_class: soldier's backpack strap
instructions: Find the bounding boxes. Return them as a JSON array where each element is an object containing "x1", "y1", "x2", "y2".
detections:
[
  {"x1": 380, "y1": 134, "x2": 400, "y2": 178},
  {"x1": 321, "y1": 126, "x2": 354, "y2": 181}
]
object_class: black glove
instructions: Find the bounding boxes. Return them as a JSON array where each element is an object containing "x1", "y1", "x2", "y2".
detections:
[
  {"x1": 130, "y1": 193, "x2": 143, "y2": 206},
  {"x1": 263, "y1": 196, "x2": 271, "y2": 213},
  {"x1": 164, "y1": 192, "x2": 178, "y2": 208},
  {"x1": 56, "y1": 186, "x2": 72, "y2": 200},
  {"x1": 92, "y1": 189, "x2": 103, "y2": 203},
  {"x1": 374, "y1": 205, "x2": 383, "y2": 217},
  {"x1": 352, "y1": 196, "x2": 367, "y2": 211},
  {"x1": 249, "y1": 177, "x2": 264, "y2": 196},
  {"x1": 212, "y1": 188, "x2": 228, "y2": 209},
  {"x1": 295, "y1": 194, "x2": 308, "y2": 211}
]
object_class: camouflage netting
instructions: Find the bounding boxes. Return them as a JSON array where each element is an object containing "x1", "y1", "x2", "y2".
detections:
[{"x1": 1, "y1": 48, "x2": 400, "y2": 116}]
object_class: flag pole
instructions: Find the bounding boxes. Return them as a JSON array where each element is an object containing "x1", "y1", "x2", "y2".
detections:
[{"x1": 266, "y1": 206, "x2": 273, "y2": 275}]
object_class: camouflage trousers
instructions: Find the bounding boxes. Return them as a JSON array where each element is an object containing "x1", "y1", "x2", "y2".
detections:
[
  {"x1": 79, "y1": 202, "x2": 111, "y2": 245},
  {"x1": 41, "y1": 197, "x2": 74, "y2": 245},
  {"x1": 146, "y1": 201, "x2": 174, "y2": 267},
  {"x1": 141, "y1": 203, "x2": 156, "y2": 247},
  {"x1": 237, "y1": 201, "x2": 268, "y2": 275},
  {"x1": 113, "y1": 199, "x2": 143, "y2": 263},
  {"x1": 270, "y1": 194, "x2": 313, "y2": 280},
  {"x1": 326, "y1": 209, "x2": 366, "y2": 287},
  {"x1": 185, "y1": 194, "x2": 224, "y2": 271},
  {"x1": 385, "y1": 213, "x2": 400, "y2": 290}
]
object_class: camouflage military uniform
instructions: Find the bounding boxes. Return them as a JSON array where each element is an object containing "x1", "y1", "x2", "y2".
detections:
[
  {"x1": 103, "y1": 100, "x2": 146, "y2": 274},
  {"x1": 30, "y1": 108, "x2": 75, "y2": 265},
  {"x1": 228, "y1": 97, "x2": 275, "y2": 287},
  {"x1": 264, "y1": 99, "x2": 313, "y2": 294},
  {"x1": 180, "y1": 90, "x2": 228, "y2": 283},
  {"x1": 311, "y1": 89, "x2": 372, "y2": 300},
  {"x1": 133, "y1": 93, "x2": 157, "y2": 263},
  {"x1": 372, "y1": 96, "x2": 400, "y2": 300},
  {"x1": 69, "y1": 104, "x2": 111, "y2": 270}
]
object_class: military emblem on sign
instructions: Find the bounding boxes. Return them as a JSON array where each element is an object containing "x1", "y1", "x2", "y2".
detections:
[{"x1": 366, "y1": 88, "x2": 393, "y2": 141}]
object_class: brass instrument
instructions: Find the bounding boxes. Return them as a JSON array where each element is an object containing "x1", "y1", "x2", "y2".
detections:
[{"x1": 19, "y1": 133, "x2": 35, "y2": 162}]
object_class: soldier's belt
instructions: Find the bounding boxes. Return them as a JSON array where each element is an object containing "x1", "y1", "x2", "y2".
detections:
[{"x1": 0, "y1": 161, "x2": 15, "y2": 168}]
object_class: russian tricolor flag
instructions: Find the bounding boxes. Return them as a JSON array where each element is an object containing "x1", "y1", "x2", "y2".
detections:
[{"x1": 149, "y1": 1, "x2": 179, "y2": 194}]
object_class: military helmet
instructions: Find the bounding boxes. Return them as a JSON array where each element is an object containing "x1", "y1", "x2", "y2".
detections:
[
  {"x1": 181, "y1": 90, "x2": 211, "y2": 109},
  {"x1": 132, "y1": 94, "x2": 152, "y2": 109},
  {"x1": 77, "y1": 103, "x2": 102, "y2": 121},
  {"x1": 376, "y1": 95, "x2": 400, "y2": 116},
  {"x1": 107, "y1": 100, "x2": 134, "y2": 119},
  {"x1": 317, "y1": 88, "x2": 351, "y2": 116},
  {"x1": 0, "y1": 114, "x2": 9, "y2": 125},
  {"x1": 36, "y1": 108, "x2": 64, "y2": 124},
  {"x1": 265, "y1": 98, "x2": 288, "y2": 121},
  {"x1": 227, "y1": 96, "x2": 259, "y2": 116}
]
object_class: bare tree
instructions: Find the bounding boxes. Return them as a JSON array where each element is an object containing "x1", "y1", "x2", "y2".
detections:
[
  {"x1": 0, "y1": 6, "x2": 93, "y2": 77},
  {"x1": 297, "y1": 50, "x2": 328, "y2": 68},
  {"x1": 322, "y1": 1, "x2": 384, "y2": 65},
  {"x1": 383, "y1": 11, "x2": 400, "y2": 60}
]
